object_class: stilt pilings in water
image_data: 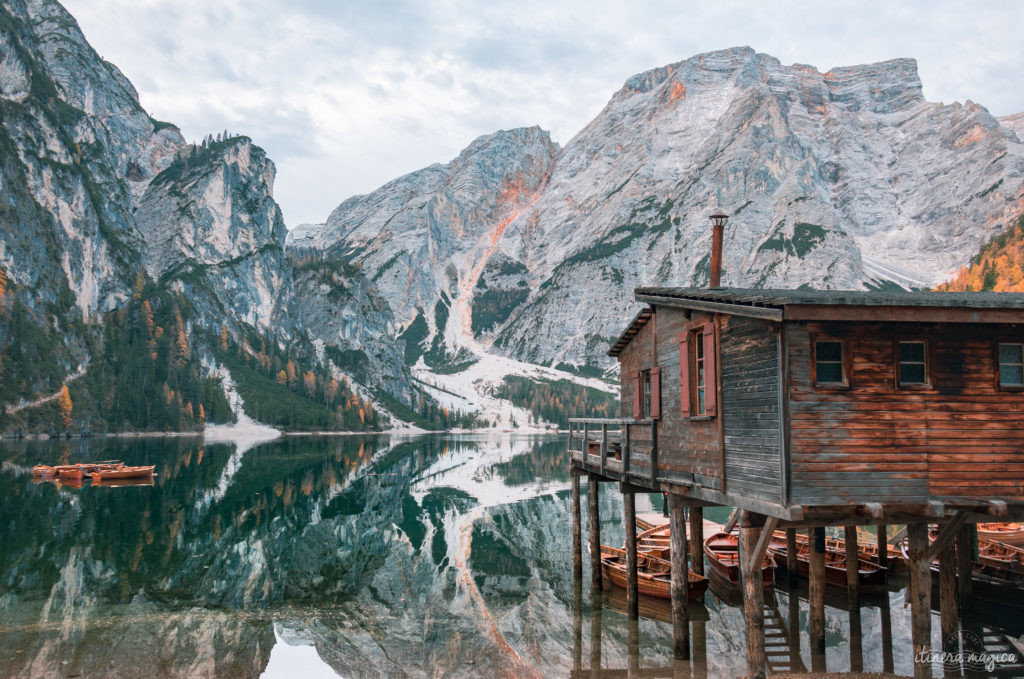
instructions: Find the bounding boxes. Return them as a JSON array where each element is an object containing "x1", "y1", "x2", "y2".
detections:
[
  {"x1": 689, "y1": 506, "x2": 704, "y2": 576},
  {"x1": 809, "y1": 526, "x2": 826, "y2": 673},
  {"x1": 588, "y1": 474, "x2": 601, "y2": 589},
  {"x1": 623, "y1": 486, "x2": 638, "y2": 619},
  {"x1": 571, "y1": 469, "x2": 582, "y2": 581},
  {"x1": 668, "y1": 494, "x2": 690, "y2": 660},
  {"x1": 844, "y1": 525, "x2": 863, "y2": 672},
  {"x1": 908, "y1": 522, "x2": 933, "y2": 679},
  {"x1": 739, "y1": 511, "x2": 766, "y2": 679}
]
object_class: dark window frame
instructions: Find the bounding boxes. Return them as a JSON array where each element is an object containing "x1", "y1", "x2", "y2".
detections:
[
  {"x1": 896, "y1": 340, "x2": 931, "y2": 388},
  {"x1": 693, "y1": 329, "x2": 707, "y2": 416},
  {"x1": 642, "y1": 369, "x2": 652, "y2": 417},
  {"x1": 812, "y1": 337, "x2": 849, "y2": 389},
  {"x1": 998, "y1": 342, "x2": 1024, "y2": 390}
]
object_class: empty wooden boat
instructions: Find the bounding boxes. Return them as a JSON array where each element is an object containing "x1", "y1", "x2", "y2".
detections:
[
  {"x1": 55, "y1": 466, "x2": 85, "y2": 480},
  {"x1": 767, "y1": 533, "x2": 888, "y2": 590},
  {"x1": 704, "y1": 532, "x2": 775, "y2": 587},
  {"x1": 773, "y1": 529, "x2": 906, "y2": 574},
  {"x1": 977, "y1": 523, "x2": 1024, "y2": 547},
  {"x1": 90, "y1": 465, "x2": 155, "y2": 481},
  {"x1": 32, "y1": 465, "x2": 56, "y2": 478},
  {"x1": 599, "y1": 545, "x2": 708, "y2": 601}
]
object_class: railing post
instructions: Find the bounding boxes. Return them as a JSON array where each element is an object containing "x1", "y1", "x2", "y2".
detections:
[
  {"x1": 623, "y1": 423, "x2": 631, "y2": 476},
  {"x1": 583, "y1": 423, "x2": 589, "y2": 469},
  {"x1": 567, "y1": 421, "x2": 573, "y2": 463},
  {"x1": 600, "y1": 423, "x2": 607, "y2": 476}
]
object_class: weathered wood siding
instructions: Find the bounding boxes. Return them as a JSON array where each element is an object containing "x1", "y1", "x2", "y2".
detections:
[
  {"x1": 616, "y1": 307, "x2": 724, "y2": 486},
  {"x1": 720, "y1": 315, "x2": 783, "y2": 504},
  {"x1": 654, "y1": 308, "x2": 723, "y2": 488},
  {"x1": 787, "y1": 322, "x2": 1024, "y2": 505}
]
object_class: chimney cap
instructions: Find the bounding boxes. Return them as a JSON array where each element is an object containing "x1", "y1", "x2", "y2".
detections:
[{"x1": 710, "y1": 209, "x2": 729, "y2": 225}]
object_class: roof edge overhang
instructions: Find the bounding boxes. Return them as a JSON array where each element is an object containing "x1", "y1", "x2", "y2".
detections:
[
  {"x1": 635, "y1": 292, "x2": 784, "y2": 322},
  {"x1": 607, "y1": 308, "x2": 653, "y2": 357}
]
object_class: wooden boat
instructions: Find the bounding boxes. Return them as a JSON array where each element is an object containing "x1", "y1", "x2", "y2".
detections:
[
  {"x1": 92, "y1": 477, "x2": 155, "y2": 488},
  {"x1": 773, "y1": 529, "x2": 906, "y2": 574},
  {"x1": 703, "y1": 532, "x2": 775, "y2": 586},
  {"x1": 32, "y1": 465, "x2": 56, "y2": 478},
  {"x1": 598, "y1": 545, "x2": 708, "y2": 601},
  {"x1": 977, "y1": 523, "x2": 1024, "y2": 547},
  {"x1": 90, "y1": 465, "x2": 155, "y2": 481},
  {"x1": 767, "y1": 533, "x2": 888, "y2": 590},
  {"x1": 928, "y1": 526, "x2": 1024, "y2": 574},
  {"x1": 55, "y1": 465, "x2": 84, "y2": 480}
]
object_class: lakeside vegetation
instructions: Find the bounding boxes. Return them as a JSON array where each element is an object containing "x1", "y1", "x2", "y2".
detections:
[
  {"x1": 937, "y1": 214, "x2": 1024, "y2": 292},
  {"x1": 490, "y1": 375, "x2": 619, "y2": 428}
]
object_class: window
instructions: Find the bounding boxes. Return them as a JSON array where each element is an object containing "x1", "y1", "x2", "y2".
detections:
[
  {"x1": 642, "y1": 370, "x2": 652, "y2": 417},
  {"x1": 695, "y1": 333, "x2": 706, "y2": 415},
  {"x1": 1000, "y1": 343, "x2": 1024, "y2": 387},
  {"x1": 898, "y1": 341, "x2": 929, "y2": 386},
  {"x1": 632, "y1": 367, "x2": 661, "y2": 419},
  {"x1": 678, "y1": 322, "x2": 717, "y2": 417},
  {"x1": 814, "y1": 340, "x2": 845, "y2": 385}
]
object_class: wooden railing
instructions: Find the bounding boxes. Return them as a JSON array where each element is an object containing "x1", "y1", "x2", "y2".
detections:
[{"x1": 568, "y1": 417, "x2": 658, "y2": 485}]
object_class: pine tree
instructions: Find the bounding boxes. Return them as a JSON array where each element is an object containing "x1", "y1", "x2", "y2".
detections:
[{"x1": 219, "y1": 325, "x2": 229, "y2": 351}]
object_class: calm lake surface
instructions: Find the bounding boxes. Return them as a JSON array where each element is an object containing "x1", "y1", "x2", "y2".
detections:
[{"x1": 1, "y1": 434, "x2": 1020, "y2": 677}]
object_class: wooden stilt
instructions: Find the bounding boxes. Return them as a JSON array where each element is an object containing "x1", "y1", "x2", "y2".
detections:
[
  {"x1": 689, "y1": 506, "x2": 704, "y2": 576},
  {"x1": 623, "y1": 488, "x2": 639, "y2": 619},
  {"x1": 785, "y1": 528, "x2": 798, "y2": 585},
  {"x1": 939, "y1": 535, "x2": 958, "y2": 656},
  {"x1": 589, "y1": 583, "x2": 603, "y2": 673},
  {"x1": 669, "y1": 494, "x2": 690, "y2": 660},
  {"x1": 740, "y1": 512, "x2": 766, "y2": 679},
  {"x1": 844, "y1": 525, "x2": 863, "y2": 672},
  {"x1": 908, "y1": 522, "x2": 933, "y2": 679},
  {"x1": 572, "y1": 470, "x2": 582, "y2": 581},
  {"x1": 627, "y1": 616, "x2": 640, "y2": 673},
  {"x1": 588, "y1": 474, "x2": 601, "y2": 589},
  {"x1": 787, "y1": 588, "x2": 804, "y2": 672},
  {"x1": 956, "y1": 524, "x2": 972, "y2": 608},
  {"x1": 572, "y1": 578, "x2": 583, "y2": 672},
  {"x1": 809, "y1": 526, "x2": 826, "y2": 672},
  {"x1": 880, "y1": 586, "x2": 895, "y2": 674},
  {"x1": 877, "y1": 523, "x2": 889, "y2": 570},
  {"x1": 692, "y1": 616, "x2": 708, "y2": 679}
]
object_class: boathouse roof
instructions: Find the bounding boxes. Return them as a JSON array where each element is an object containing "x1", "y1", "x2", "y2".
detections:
[{"x1": 608, "y1": 287, "x2": 1024, "y2": 356}]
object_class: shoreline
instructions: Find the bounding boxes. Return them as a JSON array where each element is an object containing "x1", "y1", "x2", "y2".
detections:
[{"x1": 0, "y1": 426, "x2": 567, "y2": 442}]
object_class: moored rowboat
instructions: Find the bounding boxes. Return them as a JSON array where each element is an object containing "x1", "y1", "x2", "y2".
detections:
[
  {"x1": 90, "y1": 465, "x2": 155, "y2": 481},
  {"x1": 32, "y1": 465, "x2": 56, "y2": 478},
  {"x1": 773, "y1": 529, "x2": 906, "y2": 574},
  {"x1": 599, "y1": 545, "x2": 708, "y2": 601},
  {"x1": 703, "y1": 532, "x2": 775, "y2": 587},
  {"x1": 977, "y1": 523, "x2": 1024, "y2": 547},
  {"x1": 767, "y1": 534, "x2": 888, "y2": 590}
]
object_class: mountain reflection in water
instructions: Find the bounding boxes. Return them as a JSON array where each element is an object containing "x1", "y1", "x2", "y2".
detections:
[{"x1": 0, "y1": 434, "x2": 1020, "y2": 677}]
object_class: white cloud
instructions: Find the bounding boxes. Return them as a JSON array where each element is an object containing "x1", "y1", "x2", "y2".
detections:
[{"x1": 63, "y1": 0, "x2": 1024, "y2": 226}]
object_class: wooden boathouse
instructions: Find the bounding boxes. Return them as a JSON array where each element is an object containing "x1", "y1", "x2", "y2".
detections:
[{"x1": 567, "y1": 216, "x2": 1024, "y2": 678}]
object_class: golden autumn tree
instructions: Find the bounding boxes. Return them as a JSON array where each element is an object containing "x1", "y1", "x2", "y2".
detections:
[
  {"x1": 219, "y1": 325, "x2": 229, "y2": 351},
  {"x1": 57, "y1": 385, "x2": 73, "y2": 429},
  {"x1": 286, "y1": 359, "x2": 297, "y2": 386},
  {"x1": 198, "y1": 403, "x2": 206, "y2": 421},
  {"x1": 276, "y1": 369, "x2": 287, "y2": 385},
  {"x1": 0, "y1": 266, "x2": 7, "y2": 299},
  {"x1": 174, "y1": 311, "x2": 189, "y2": 365},
  {"x1": 937, "y1": 216, "x2": 1024, "y2": 292},
  {"x1": 303, "y1": 370, "x2": 317, "y2": 396}
]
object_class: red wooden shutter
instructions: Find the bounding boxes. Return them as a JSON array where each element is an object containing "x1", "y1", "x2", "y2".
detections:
[
  {"x1": 632, "y1": 371, "x2": 641, "y2": 418},
  {"x1": 650, "y1": 366, "x2": 661, "y2": 419},
  {"x1": 703, "y1": 321, "x2": 717, "y2": 416},
  {"x1": 678, "y1": 333, "x2": 691, "y2": 416}
]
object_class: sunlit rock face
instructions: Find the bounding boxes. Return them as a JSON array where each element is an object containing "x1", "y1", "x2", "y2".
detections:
[{"x1": 299, "y1": 47, "x2": 1024, "y2": 369}]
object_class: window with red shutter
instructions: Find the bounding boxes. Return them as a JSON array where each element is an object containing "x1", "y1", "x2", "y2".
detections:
[
  {"x1": 632, "y1": 372, "x2": 641, "y2": 418},
  {"x1": 650, "y1": 366, "x2": 661, "y2": 419},
  {"x1": 678, "y1": 333, "x2": 691, "y2": 416},
  {"x1": 703, "y1": 321, "x2": 717, "y2": 416}
]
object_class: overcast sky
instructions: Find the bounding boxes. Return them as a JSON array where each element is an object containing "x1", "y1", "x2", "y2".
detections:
[{"x1": 63, "y1": 0, "x2": 1024, "y2": 227}]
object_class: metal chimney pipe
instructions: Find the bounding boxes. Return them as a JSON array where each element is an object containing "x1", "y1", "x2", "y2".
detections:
[{"x1": 709, "y1": 209, "x2": 728, "y2": 288}]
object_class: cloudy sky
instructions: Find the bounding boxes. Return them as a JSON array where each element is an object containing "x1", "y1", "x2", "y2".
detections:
[{"x1": 63, "y1": 0, "x2": 1024, "y2": 227}]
